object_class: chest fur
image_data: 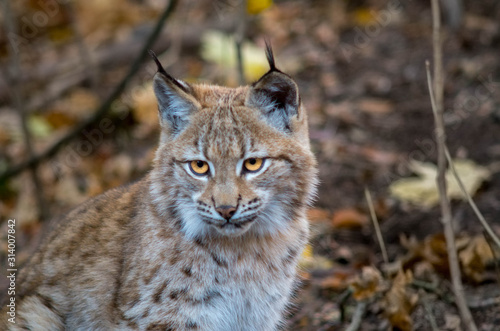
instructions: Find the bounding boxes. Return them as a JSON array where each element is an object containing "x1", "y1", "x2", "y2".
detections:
[{"x1": 119, "y1": 231, "x2": 303, "y2": 331}]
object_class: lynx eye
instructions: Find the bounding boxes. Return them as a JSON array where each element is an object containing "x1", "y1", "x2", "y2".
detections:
[
  {"x1": 243, "y1": 158, "x2": 264, "y2": 173},
  {"x1": 189, "y1": 160, "x2": 209, "y2": 176}
]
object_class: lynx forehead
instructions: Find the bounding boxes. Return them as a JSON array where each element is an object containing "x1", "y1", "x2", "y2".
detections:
[{"x1": 3, "y1": 45, "x2": 318, "y2": 331}]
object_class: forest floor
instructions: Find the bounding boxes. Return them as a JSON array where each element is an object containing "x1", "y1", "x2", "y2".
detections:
[{"x1": 1, "y1": 0, "x2": 499, "y2": 330}]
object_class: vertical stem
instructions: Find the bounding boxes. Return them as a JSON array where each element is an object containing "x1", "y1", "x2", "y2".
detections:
[
  {"x1": 235, "y1": 0, "x2": 247, "y2": 85},
  {"x1": 364, "y1": 187, "x2": 388, "y2": 264},
  {"x1": 429, "y1": 1, "x2": 477, "y2": 329}
]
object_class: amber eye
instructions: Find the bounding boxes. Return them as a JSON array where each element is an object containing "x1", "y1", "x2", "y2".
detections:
[
  {"x1": 243, "y1": 158, "x2": 264, "y2": 173},
  {"x1": 189, "y1": 160, "x2": 209, "y2": 176}
]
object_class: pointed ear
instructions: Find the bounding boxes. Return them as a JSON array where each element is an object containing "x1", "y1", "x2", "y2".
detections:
[
  {"x1": 245, "y1": 45, "x2": 300, "y2": 132},
  {"x1": 150, "y1": 51, "x2": 200, "y2": 135}
]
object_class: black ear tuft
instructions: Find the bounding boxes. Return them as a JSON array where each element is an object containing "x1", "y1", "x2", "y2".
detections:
[
  {"x1": 265, "y1": 41, "x2": 278, "y2": 72},
  {"x1": 149, "y1": 50, "x2": 189, "y2": 93},
  {"x1": 246, "y1": 46, "x2": 300, "y2": 133},
  {"x1": 149, "y1": 50, "x2": 167, "y2": 75},
  {"x1": 151, "y1": 52, "x2": 200, "y2": 135}
]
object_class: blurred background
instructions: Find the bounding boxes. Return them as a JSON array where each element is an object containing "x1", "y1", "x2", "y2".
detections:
[{"x1": 1, "y1": 0, "x2": 500, "y2": 329}]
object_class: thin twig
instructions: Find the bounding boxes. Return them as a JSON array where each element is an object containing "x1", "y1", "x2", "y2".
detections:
[
  {"x1": 364, "y1": 187, "x2": 388, "y2": 264},
  {"x1": 427, "y1": 1, "x2": 477, "y2": 329},
  {"x1": 234, "y1": 0, "x2": 247, "y2": 85},
  {"x1": 444, "y1": 147, "x2": 500, "y2": 249},
  {"x1": 2, "y1": 0, "x2": 48, "y2": 220},
  {"x1": 345, "y1": 301, "x2": 367, "y2": 331},
  {"x1": 426, "y1": 62, "x2": 477, "y2": 331},
  {"x1": 0, "y1": 0, "x2": 178, "y2": 184}
]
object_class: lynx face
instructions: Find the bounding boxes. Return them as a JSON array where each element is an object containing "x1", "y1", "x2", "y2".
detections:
[{"x1": 150, "y1": 48, "x2": 317, "y2": 239}]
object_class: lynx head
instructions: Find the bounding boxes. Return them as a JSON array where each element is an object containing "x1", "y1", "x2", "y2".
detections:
[{"x1": 149, "y1": 45, "x2": 317, "y2": 239}]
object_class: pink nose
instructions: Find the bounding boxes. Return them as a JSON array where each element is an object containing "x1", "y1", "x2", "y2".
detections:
[{"x1": 215, "y1": 205, "x2": 237, "y2": 221}]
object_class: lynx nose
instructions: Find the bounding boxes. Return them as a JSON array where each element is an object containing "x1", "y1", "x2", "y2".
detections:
[{"x1": 215, "y1": 205, "x2": 237, "y2": 221}]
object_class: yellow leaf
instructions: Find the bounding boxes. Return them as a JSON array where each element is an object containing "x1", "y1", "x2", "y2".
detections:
[
  {"x1": 389, "y1": 160, "x2": 491, "y2": 208},
  {"x1": 247, "y1": 0, "x2": 273, "y2": 15},
  {"x1": 28, "y1": 115, "x2": 53, "y2": 138},
  {"x1": 298, "y1": 244, "x2": 334, "y2": 270},
  {"x1": 352, "y1": 8, "x2": 374, "y2": 26},
  {"x1": 201, "y1": 30, "x2": 269, "y2": 84}
]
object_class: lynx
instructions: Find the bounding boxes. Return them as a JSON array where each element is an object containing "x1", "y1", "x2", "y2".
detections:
[{"x1": 2, "y1": 45, "x2": 318, "y2": 330}]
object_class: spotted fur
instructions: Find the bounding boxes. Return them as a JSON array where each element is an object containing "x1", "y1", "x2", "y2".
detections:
[{"x1": 2, "y1": 48, "x2": 318, "y2": 330}]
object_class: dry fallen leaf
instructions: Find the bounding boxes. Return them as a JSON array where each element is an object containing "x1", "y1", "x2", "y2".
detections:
[
  {"x1": 320, "y1": 268, "x2": 355, "y2": 291},
  {"x1": 349, "y1": 266, "x2": 383, "y2": 301},
  {"x1": 401, "y1": 233, "x2": 450, "y2": 276},
  {"x1": 389, "y1": 160, "x2": 491, "y2": 208},
  {"x1": 331, "y1": 208, "x2": 369, "y2": 229},
  {"x1": 401, "y1": 233, "x2": 495, "y2": 283},
  {"x1": 459, "y1": 235, "x2": 495, "y2": 283},
  {"x1": 382, "y1": 269, "x2": 418, "y2": 331}
]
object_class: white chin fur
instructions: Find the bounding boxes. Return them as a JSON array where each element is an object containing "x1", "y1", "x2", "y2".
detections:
[
  {"x1": 178, "y1": 194, "x2": 291, "y2": 239},
  {"x1": 180, "y1": 211, "x2": 254, "y2": 239}
]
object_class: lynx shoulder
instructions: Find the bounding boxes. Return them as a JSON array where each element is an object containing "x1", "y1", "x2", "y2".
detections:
[{"x1": 2, "y1": 46, "x2": 318, "y2": 331}]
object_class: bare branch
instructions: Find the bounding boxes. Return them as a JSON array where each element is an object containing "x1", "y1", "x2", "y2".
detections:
[
  {"x1": 427, "y1": 1, "x2": 477, "y2": 329},
  {"x1": 444, "y1": 147, "x2": 500, "y2": 250},
  {"x1": 0, "y1": 0, "x2": 179, "y2": 183}
]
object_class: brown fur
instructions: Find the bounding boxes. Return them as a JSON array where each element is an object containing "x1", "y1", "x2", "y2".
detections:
[{"x1": 2, "y1": 50, "x2": 317, "y2": 330}]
